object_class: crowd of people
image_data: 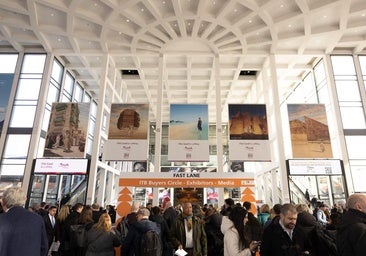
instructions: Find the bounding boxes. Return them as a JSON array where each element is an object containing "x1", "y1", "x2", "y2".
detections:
[{"x1": 0, "y1": 187, "x2": 365, "y2": 256}]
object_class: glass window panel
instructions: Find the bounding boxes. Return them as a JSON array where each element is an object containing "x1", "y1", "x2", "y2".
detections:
[
  {"x1": 358, "y1": 56, "x2": 366, "y2": 77},
  {"x1": 37, "y1": 138, "x2": 46, "y2": 158},
  {"x1": 21, "y1": 54, "x2": 46, "y2": 74},
  {"x1": 338, "y1": 101, "x2": 362, "y2": 107},
  {"x1": 74, "y1": 84, "x2": 83, "y2": 102},
  {"x1": 331, "y1": 56, "x2": 356, "y2": 75},
  {"x1": 350, "y1": 165, "x2": 366, "y2": 192},
  {"x1": 314, "y1": 60, "x2": 326, "y2": 85},
  {"x1": 47, "y1": 85, "x2": 60, "y2": 105},
  {"x1": 83, "y1": 92, "x2": 91, "y2": 103},
  {"x1": 87, "y1": 137, "x2": 93, "y2": 155},
  {"x1": 318, "y1": 86, "x2": 330, "y2": 104},
  {"x1": 61, "y1": 94, "x2": 72, "y2": 102},
  {"x1": 9, "y1": 106, "x2": 37, "y2": 127},
  {"x1": 1, "y1": 158, "x2": 27, "y2": 164},
  {"x1": 334, "y1": 80, "x2": 361, "y2": 102},
  {"x1": 0, "y1": 164, "x2": 25, "y2": 176},
  {"x1": 340, "y1": 107, "x2": 366, "y2": 129},
  {"x1": 51, "y1": 60, "x2": 63, "y2": 83},
  {"x1": 64, "y1": 73, "x2": 74, "y2": 94},
  {"x1": 91, "y1": 101, "x2": 97, "y2": 117},
  {"x1": 15, "y1": 79, "x2": 42, "y2": 100},
  {"x1": 41, "y1": 109, "x2": 51, "y2": 131},
  {"x1": 3, "y1": 134, "x2": 31, "y2": 158},
  {"x1": 345, "y1": 136, "x2": 366, "y2": 159},
  {"x1": 0, "y1": 54, "x2": 18, "y2": 73}
]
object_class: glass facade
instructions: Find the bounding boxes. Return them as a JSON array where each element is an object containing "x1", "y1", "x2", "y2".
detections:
[{"x1": 0, "y1": 52, "x2": 366, "y2": 204}]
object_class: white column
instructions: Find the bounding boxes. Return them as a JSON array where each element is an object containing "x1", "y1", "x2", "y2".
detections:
[
  {"x1": 153, "y1": 54, "x2": 165, "y2": 206},
  {"x1": 269, "y1": 55, "x2": 290, "y2": 203},
  {"x1": 96, "y1": 168, "x2": 107, "y2": 205},
  {"x1": 214, "y1": 55, "x2": 225, "y2": 207},
  {"x1": 86, "y1": 55, "x2": 109, "y2": 204}
]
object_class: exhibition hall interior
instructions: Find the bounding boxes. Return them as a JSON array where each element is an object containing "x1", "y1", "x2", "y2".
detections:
[{"x1": 1, "y1": 0, "x2": 366, "y2": 213}]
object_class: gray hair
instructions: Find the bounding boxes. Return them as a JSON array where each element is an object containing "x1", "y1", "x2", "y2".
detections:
[{"x1": 2, "y1": 187, "x2": 26, "y2": 208}]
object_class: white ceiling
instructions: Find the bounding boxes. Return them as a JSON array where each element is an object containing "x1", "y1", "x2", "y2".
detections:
[{"x1": 1, "y1": 0, "x2": 366, "y2": 122}]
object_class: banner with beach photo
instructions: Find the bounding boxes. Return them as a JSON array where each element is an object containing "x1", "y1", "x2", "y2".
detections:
[
  {"x1": 104, "y1": 103, "x2": 149, "y2": 161},
  {"x1": 288, "y1": 104, "x2": 332, "y2": 158},
  {"x1": 228, "y1": 104, "x2": 270, "y2": 161},
  {"x1": 168, "y1": 104, "x2": 209, "y2": 161}
]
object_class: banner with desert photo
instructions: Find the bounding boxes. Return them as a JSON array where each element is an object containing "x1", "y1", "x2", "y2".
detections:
[
  {"x1": 103, "y1": 103, "x2": 149, "y2": 161},
  {"x1": 44, "y1": 103, "x2": 90, "y2": 158},
  {"x1": 287, "y1": 104, "x2": 333, "y2": 158},
  {"x1": 228, "y1": 104, "x2": 270, "y2": 161},
  {"x1": 168, "y1": 104, "x2": 209, "y2": 162}
]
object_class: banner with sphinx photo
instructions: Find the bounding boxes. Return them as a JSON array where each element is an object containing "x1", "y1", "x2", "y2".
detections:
[
  {"x1": 228, "y1": 104, "x2": 270, "y2": 161},
  {"x1": 104, "y1": 103, "x2": 149, "y2": 161}
]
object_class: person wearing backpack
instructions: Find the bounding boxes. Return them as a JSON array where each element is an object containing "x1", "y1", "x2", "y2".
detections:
[
  {"x1": 121, "y1": 207, "x2": 162, "y2": 256},
  {"x1": 170, "y1": 202, "x2": 207, "y2": 256},
  {"x1": 336, "y1": 193, "x2": 366, "y2": 256}
]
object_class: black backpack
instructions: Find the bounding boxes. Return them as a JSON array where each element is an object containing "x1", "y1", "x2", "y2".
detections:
[
  {"x1": 117, "y1": 217, "x2": 129, "y2": 243},
  {"x1": 310, "y1": 224, "x2": 339, "y2": 256},
  {"x1": 140, "y1": 230, "x2": 162, "y2": 256}
]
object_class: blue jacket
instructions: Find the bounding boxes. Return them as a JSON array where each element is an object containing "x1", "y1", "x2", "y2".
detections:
[{"x1": 0, "y1": 206, "x2": 48, "y2": 256}]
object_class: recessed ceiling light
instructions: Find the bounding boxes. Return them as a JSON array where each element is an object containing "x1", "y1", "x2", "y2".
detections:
[
  {"x1": 323, "y1": 15, "x2": 327, "y2": 18},
  {"x1": 162, "y1": 1, "x2": 165, "y2": 4},
  {"x1": 174, "y1": 23, "x2": 177, "y2": 26},
  {"x1": 119, "y1": 31, "x2": 122, "y2": 35},
  {"x1": 126, "y1": 19, "x2": 130, "y2": 22},
  {"x1": 57, "y1": 38, "x2": 62, "y2": 42},
  {"x1": 280, "y1": 4, "x2": 284, "y2": 8},
  {"x1": 288, "y1": 24, "x2": 292, "y2": 28},
  {"x1": 213, "y1": 1, "x2": 216, "y2": 5},
  {"x1": 94, "y1": 3, "x2": 98, "y2": 7},
  {"x1": 234, "y1": 9, "x2": 237, "y2": 12},
  {"x1": 249, "y1": 20, "x2": 252, "y2": 23},
  {"x1": 362, "y1": 13, "x2": 365, "y2": 17},
  {"x1": 141, "y1": 8, "x2": 144, "y2": 12},
  {"x1": 188, "y1": 22, "x2": 191, "y2": 26},
  {"x1": 50, "y1": 13, "x2": 54, "y2": 16}
]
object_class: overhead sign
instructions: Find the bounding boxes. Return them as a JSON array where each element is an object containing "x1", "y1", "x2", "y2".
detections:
[
  {"x1": 118, "y1": 172, "x2": 255, "y2": 188},
  {"x1": 287, "y1": 159, "x2": 343, "y2": 175},
  {"x1": 34, "y1": 158, "x2": 89, "y2": 175}
]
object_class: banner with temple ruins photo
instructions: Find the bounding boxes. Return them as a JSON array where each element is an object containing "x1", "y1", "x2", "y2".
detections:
[
  {"x1": 44, "y1": 103, "x2": 90, "y2": 158},
  {"x1": 287, "y1": 104, "x2": 333, "y2": 158},
  {"x1": 228, "y1": 104, "x2": 270, "y2": 161}
]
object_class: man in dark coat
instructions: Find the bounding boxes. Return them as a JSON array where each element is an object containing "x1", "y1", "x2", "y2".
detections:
[
  {"x1": 44, "y1": 205, "x2": 58, "y2": 249},
  {"x1": 260, "y1": 203, "x2": 308, "y2": 256},
  {"x1": 0, "y1": 187, "x2": 48, "y2": 256},
  {"x1": 337, "y1": 193, "x2": 366, "y2": 256},
  {"x1": 121, "y1": 207, "x2": 161, "y2": 256}
]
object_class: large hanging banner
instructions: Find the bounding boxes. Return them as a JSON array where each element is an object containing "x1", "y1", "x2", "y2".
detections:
[
  {"x1": 104, "y1": 103, "x2": 149, "y2": 161},
  {"x1": 228, "y1": 104, "x2": 270, "y2": 161},
  {"x1": 0, "y1": 74, "x2": 14, "y2": 137},
  {"x1": 168, "y1": 104, "x2": 209, "y2": 161},
  {"x1": 44, "y1": 103, "x2": 90, "y2": 158},
  {"x1": 288, "y1": 104, "x2": 333, "y2": 158}
]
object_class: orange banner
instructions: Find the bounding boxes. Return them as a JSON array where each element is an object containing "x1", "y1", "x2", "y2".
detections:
[{"x1": 119, "y1": 178, "x2": 254, "y2": 188}]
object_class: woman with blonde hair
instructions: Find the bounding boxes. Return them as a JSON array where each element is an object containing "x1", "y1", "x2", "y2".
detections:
[
  {"x1": 56, "y1": 205, "x2": 70, "y2": 255},
  {"x1": 85, "y1": 213, "x2": 121, "y2": 256}
]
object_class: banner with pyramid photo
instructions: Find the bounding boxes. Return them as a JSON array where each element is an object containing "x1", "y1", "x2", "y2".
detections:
[
  {"x1": 287, "y1": 104, "x2": 333, "y2": 158},
  {"x1": 228, "y1": 104, "x2": 270, "y2": 161}
]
